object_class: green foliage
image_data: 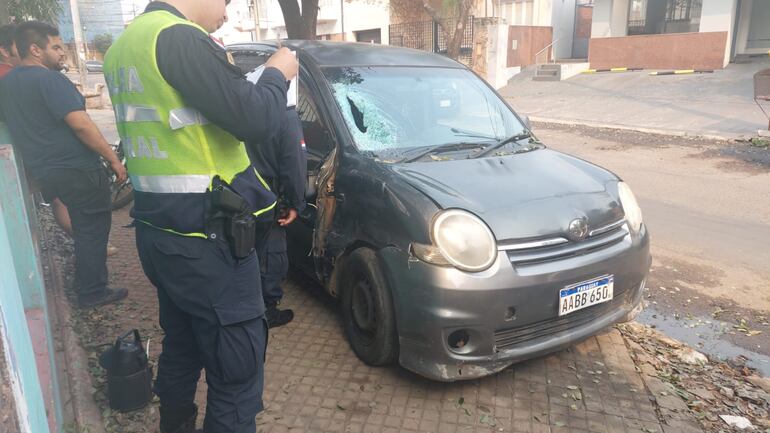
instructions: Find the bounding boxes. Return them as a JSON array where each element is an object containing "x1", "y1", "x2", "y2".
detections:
[
  {"x1": 8, "y1": 0, "x2": 62, "y2": 23},
  {"x1": 93, "y1": 33, "x2": 113, "y2": 54}
]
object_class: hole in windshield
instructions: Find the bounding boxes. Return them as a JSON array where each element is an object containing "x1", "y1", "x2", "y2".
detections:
[{"x1": 347, "y1": 97, "x2": 368, "y2": 133}]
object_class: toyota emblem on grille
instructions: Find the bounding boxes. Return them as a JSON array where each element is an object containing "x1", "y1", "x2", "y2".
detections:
[{"x1": 568, "y1": 218, "x2": 589, "y2": 241}]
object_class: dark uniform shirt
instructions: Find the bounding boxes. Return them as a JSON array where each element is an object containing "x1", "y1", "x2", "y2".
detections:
[
  {"x1": 0, "y1": 66, "x2": 100, "y2": 181},
  {"x1": 131, "y1": 2, "x2": 289, "y2": 233},
  {"x1": 248, "y1": 108, "x2": 307, "y2": 213},
  {"x1": 151, "y1": 2, "x2": 287, "y2": 142}
]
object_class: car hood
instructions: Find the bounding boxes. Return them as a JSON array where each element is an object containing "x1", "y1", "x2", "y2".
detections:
[{"x1": 389, "y1": 149, "x2": 624, "y2": 241}]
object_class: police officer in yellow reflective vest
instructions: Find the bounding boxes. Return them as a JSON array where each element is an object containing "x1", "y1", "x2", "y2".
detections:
[{"x1": 104, "y1": 0, "x2": 298, "y2": 431}]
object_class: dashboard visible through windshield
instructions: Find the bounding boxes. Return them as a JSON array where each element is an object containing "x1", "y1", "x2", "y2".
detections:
[{"x1": 323, "y1": 66, "x2": 532, "y2": 161}]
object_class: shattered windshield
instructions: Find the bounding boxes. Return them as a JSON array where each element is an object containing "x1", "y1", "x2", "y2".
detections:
[{"x1": 323, "y1": 66, "x2": 527, "y2": 159}]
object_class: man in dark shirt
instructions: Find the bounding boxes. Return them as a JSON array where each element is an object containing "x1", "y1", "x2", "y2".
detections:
[
  {"x1": 0, "y1": 22, "x2": 128, "y2": 308},
  {"x1": 0, "y1": 24, "x2": 19, "y2": 79},
  {"x1": 250, "y1": 108, "x2": 307, "y2": 328}
]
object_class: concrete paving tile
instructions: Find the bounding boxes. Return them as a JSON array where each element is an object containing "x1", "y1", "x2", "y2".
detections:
[{"x1": 76, "y1": 208, "x2": 685, "y2": 433}]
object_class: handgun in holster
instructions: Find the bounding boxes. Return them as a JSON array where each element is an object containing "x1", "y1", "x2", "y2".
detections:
[{"x1": 210, "y1": 179, "x2": 256, "y2": 259}]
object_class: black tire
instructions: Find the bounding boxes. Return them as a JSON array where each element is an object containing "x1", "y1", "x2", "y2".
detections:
[{"x1": 341, "y1": 248, "x2": 399, "y2": 366}]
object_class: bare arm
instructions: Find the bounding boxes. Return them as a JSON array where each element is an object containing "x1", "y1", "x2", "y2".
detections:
[{"x1": 64, "y1": 111, "x2": 127, "y2": 184}]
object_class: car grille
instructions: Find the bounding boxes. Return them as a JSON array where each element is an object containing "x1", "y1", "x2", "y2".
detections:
[
  {"x1": 501, "y1": 220, "x2": 628, "y2": 266},
  {"x1": 493, "y1": 294, "x2": 625, "y2": 352}
]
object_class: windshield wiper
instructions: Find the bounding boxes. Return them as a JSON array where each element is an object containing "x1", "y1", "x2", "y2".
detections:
[
  {"x1": 449, "y1": 128, "x2": 497, "y2": 140},
  {"x1": 468, "y1": 131, "x2": 534, "y2": 159},
  {"x1": 399, "y1": 141, "x2": 490, "y2": 163}
]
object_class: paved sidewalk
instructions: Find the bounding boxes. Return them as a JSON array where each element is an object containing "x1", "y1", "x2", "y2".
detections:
[
  {"x1": 67, "y1": 208, "x2": 704, "y2": 433},
  {"x1": 499, "y1": 58, "x2": 770, "y2": 140}
]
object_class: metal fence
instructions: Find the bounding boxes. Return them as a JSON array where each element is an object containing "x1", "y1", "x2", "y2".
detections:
[{"x1": 389, "y1": 16, "x2": 475, "y2": 66}]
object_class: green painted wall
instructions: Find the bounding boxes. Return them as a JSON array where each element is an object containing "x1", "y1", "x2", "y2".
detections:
[{"x1": 0, "y1": 122, "x2": 57, "y2": 433}]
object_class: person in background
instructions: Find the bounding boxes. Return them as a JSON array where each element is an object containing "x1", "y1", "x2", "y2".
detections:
[
  {"x1": 250, "y1": 107, "x2": 307, "y2": 328},
  {"x1": 0, "y1": 23, "x2": 20, "y2": 78},
  {"x1": 0, "y1": 21, "x2": 127, "y2": 308},
  {"x1": 1, "y1": 22, "x2": 118, "y2": 256}
]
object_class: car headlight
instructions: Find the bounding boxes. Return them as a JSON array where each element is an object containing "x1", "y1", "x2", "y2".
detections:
[
  {"x1": 618, "y1": 182, "x2": 643, "y2": 233},
  {"x1": 414, "y1": 209, "x2": 497, "y2": 272}
]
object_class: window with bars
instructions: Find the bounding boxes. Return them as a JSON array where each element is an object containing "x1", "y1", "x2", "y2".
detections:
[{"x1": 627, "y1": 0, "x2": 702, "y2": 36}]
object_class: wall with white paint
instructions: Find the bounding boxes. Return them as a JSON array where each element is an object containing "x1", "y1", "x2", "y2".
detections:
[{"x1": 699, "y1": 0, "x2": 736, "y2": 66}]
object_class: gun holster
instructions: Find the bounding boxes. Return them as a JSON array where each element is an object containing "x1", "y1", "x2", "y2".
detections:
[
  {"x1": 226, "y1": 213, "x2": 256, "y2": 259},
  {"x1": 209, "y1": 181, "x2": 256, "y2": 259}
]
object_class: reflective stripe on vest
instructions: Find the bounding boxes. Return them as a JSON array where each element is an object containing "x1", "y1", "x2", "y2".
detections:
[
  {"x1": 136, "y1": 219, "x2": 208, "y2": 239},
  {"x1": 114, "y1": 104, "x2": 161, "y2": 123},
  {"x1": 130, "y1": 174, "x2": 210, "y2": 193},
  {"x1": 169, "y1": 108, "x2": 210, "y2": 130}
]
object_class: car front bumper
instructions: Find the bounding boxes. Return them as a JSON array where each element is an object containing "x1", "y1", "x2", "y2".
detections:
[{"x1": 378, "y1": 227, "x2": 651, "y2": 381}]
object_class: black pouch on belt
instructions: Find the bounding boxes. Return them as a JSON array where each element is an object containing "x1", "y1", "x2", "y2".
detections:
[
  {"x1": 227, "y1": 212, "x2": 256, "y2": 259},
  {"x1": 210, "y1": 181, "x2": 257, "y2": 259}
]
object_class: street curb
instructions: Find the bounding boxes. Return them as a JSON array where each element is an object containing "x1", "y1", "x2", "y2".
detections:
[
  {"x1": 528, "y1": 115, "x2": 743, "y2": 142},
  {"x1": 44, "y1": 245, "x2": 106, "y2": 433}
]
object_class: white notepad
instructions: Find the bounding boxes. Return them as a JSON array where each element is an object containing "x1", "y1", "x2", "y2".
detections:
[{"x1": 245, "y1": 51, "x2": 298, "y2": 108}]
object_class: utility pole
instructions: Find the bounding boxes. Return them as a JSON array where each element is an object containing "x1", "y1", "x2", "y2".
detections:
[
  {"x1": 68, "y1": 0, "x2": 88, "y2": 89},
  {"x1": 340, "y1": 0, "x2": 345, "y2": 41}
]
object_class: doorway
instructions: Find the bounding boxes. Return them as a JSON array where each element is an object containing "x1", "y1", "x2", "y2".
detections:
[
  {"x1": 736, "y1": 0, "x2": 770, "y2": 55},
  {"x1": 572, "y1": 1, "x2": 594, "y2": 59}
]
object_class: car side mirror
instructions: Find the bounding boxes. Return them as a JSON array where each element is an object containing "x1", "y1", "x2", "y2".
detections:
[{"x1": 522, "y1": 115, "x2": 532, "y2": 130}]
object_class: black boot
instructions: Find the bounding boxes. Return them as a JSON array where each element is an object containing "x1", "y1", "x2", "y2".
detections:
[
  {"x1": 78, "y1": 287, "x2": 128, "y2": 308},
  {"x1": 265, "y1": 303, "x2": 294, "y2": 328},
  {"x1": 160, "y1": 403, "x2": 200, "y2": 433}
]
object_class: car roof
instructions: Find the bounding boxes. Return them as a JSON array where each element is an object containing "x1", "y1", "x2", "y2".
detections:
[{"x1": 227, "y1": 40, "x2": 465, "y2": 69}]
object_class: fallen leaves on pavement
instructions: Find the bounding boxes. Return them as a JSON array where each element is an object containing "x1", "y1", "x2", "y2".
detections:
[{"x1": 619, "y1": 322, "x2": 770, "y2": 432}]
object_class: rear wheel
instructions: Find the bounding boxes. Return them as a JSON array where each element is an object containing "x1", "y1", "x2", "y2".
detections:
[{"x1": 342, "y1": 248, "x2": 398, "y2": 366}]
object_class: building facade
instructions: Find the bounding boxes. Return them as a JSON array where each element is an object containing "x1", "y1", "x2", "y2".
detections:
[
  {"x1": 214, "y1": 0, "x2": 390, "y2": 45},
  {"x1": 58, "y1": 0, "x2": 149, "y2": 43},
  {"x1": 589, "y1": 0, "x2": 770, "y2": 70},
  {"x1": 496, "y1": 0, "x2": 585, "y2": 60},
  {"x1": 57, "y1": 0, "x2": 390, "y2": 51}
]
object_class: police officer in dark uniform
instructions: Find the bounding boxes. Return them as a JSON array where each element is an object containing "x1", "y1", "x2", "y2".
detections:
[
  {"x1": 249, "y1": 107, "x2": 307, "y2": 328},
  {"x1": 103, "y1": 0, "x2": 298, "y2": 432}
]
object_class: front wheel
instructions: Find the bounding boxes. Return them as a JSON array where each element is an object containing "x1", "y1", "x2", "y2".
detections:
[{"x1": 341, "y1": 248, "x2": 399, "y2": 366}]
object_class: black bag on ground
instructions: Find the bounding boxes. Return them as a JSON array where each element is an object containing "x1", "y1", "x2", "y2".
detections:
[{"x1": 98, "y1": 329, "x2": 153, "y2": 412}]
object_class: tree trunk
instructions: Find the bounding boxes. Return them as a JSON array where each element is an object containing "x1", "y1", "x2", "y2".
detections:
[
  {"x1": 446, "y1": 1, "x2": 471, "y2": 60},
  {"x1": 277, "y1": 0, "x2": 303, "y2": 39},
  {"x1": 300, "y1": 0, "x2": 318, "y2": 40},
  {"x1": 277, "y1": 0, "x2": 319, "y2": 40},
  {"x1": 422, "y1": 0, "x2": 472, "y2": 60}
]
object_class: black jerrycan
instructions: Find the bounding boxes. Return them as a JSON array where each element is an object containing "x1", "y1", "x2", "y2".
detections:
[{"x1": 99, "y1": 329, "x2": 153, "y2": 412}]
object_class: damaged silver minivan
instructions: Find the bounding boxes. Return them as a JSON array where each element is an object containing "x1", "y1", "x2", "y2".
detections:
[{"x1": 229, "y1": 41, "x2": 651, "y2": 381}]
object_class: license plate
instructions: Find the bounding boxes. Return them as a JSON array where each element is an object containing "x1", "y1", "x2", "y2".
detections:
[{"x1": 558, "y1": 275, "x2": 614, "y2": 316}]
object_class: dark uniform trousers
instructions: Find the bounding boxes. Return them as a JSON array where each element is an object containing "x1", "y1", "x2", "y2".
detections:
[
  {"x1": 41, "y1": 168, "x2": 111, "y2": 299},
  {"x1": 258, "y1": 224, "x2": 289, "y2": 307},
  {"x1": 136, "y1": 223, "x2": 268, "y2": 433}
]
